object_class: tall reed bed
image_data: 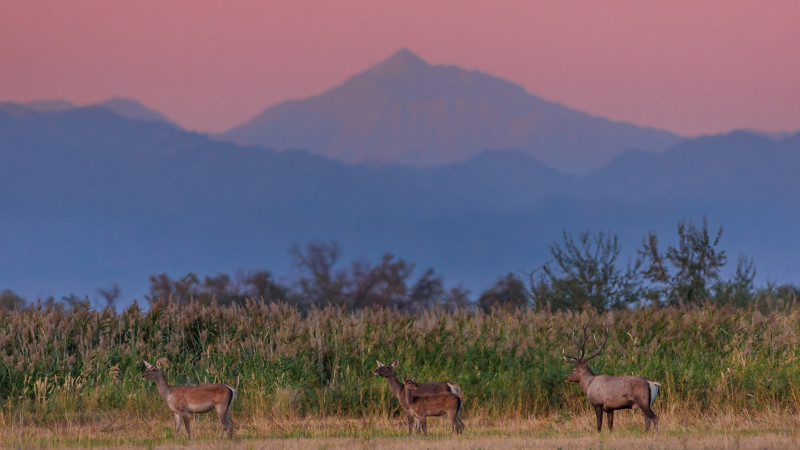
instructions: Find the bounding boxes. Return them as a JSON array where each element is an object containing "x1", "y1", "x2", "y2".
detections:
[{"x1": 2, "y1": 300, "x2": 799, "y2": 424}]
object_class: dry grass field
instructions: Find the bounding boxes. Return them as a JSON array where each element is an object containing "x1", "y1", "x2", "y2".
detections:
[{"x1": 3, "y1": 410, "x2": 800, "y2": 449}]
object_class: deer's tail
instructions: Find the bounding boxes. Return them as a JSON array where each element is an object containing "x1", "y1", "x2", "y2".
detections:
[
  {"x1": 225, "y1": 384, "x2": 237, "y2": 410},
  {"x1": 647, "y1": 380, "x2": 661, "y2": 409}
]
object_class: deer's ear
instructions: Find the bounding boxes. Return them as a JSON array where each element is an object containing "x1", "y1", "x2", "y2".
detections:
[
  {"x1": 390, "y1": 359, "x2": 399, "y2": 368},
  {"x1": 143, "y1": 360, "x2": 153, "y2": 369},
  {"x1": 155, "y1": 359, "x2": 162, "y2": 369},
  {"x1": 376, "y1": 360, "x2": 385, "y2": 368},
  {"x1": 411, "y1": 376, "x2": 417, "y2": 382}
]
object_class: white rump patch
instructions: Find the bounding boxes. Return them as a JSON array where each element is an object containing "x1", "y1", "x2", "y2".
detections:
[
  {"x1": 648, "y1": 381, "x2": 661, "y2": 407},
  {"x1": 226, "y1": 384, "x2": 237, "y2": 402}
]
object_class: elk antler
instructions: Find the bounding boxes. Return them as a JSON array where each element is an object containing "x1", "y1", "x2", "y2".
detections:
[
  {"x1": 564, "y1": 324, "x2": 608, "y2": 363},
  {"x1": 563, "y1": 324, "x2": 589, "y2": 363},
  {"x1": 582, "y1": 326, "x2": 609, "y2": 363}
]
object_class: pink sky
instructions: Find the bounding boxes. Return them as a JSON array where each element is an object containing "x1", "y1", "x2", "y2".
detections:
[{"x1": 2, "y1": 1, "x2": 799, "y2": 136}]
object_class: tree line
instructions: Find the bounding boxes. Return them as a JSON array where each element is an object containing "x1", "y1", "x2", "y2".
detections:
[{"x1": 2, "y1": 217, "x2": 797, "y2": 312}]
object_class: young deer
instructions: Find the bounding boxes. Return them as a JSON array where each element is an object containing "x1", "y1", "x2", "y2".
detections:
[
  {"x1": 142, "y1": 359, "x2": 236, "y2": 440},
  {"x1": 372, "y1": 359, "x2": 461, "y2": 435},
  {"x1": 402, "y1": 377, "x2": 465, "y2": 435},
  {"x1": 564, "y1": 325, "x2": 661, "y2": 432}
]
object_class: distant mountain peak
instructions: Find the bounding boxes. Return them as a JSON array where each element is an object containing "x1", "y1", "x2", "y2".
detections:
[
  {"x1": 26, "y1": 99, "x2": 76, "y2": 112},
  {"x1": 95, "y1": 97, "x2": 174, "y2": 126},
  {"x1": 223, "y1": 48, "x2": 682, "y2": 174},
  {"x1": 365, "y1": 48, "x2": 430, "y2": 78}
]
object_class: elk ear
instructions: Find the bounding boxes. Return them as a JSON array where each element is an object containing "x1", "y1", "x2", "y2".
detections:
[
  {"x1": 376, "y1": 360, "x2": 385, "y2": 368},
  {"x1": 143, "y1": 360, "x2": 153, "y2": 369},
  {"x1": 390, "y1": 359, "x2": 399, "y2": 368},
  {"x1": 411, "y1": 376, "x2": 417, "y2": 382}
]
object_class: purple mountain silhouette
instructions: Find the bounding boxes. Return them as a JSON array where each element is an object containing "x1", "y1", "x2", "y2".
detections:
[
  {"x1": 12, "y1": 98, "x2": 174, "y2": 126},
  {"x1": 95, "y1": 97, "x2": 174, "y2": 125},
  {"x1": 223, "y1": 49, "x2": 682, "y2": 174}
]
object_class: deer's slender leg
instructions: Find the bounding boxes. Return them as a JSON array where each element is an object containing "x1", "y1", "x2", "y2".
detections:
[
  {"x1": 183, "y1": 414, "x2": 192, "y2": 440},
  {"x1": 226, "y1": 409, "x2": 234, "y2": 439},
  {"x1": 173, "y1": 414, "x2": 182, "y2": 440},
  {"x1": 216, "y1": 403, "x2": 233, "y2": 439},
  {"x1": 642, "y1": 405, "x2": 658, "y2": 431},
  {"x1": 594, "y1": 406, "x2": 604, "y2": 432}
]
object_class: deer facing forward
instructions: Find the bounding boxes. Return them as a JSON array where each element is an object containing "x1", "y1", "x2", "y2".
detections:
[
  {"x1": 142, "y1": 359, "x2": 236, "y2": 440},
  {"x1": 564, "y1": 326, "x2": 661, "y2": 432},
  {"x1": 372, "y1": 359, "x2": 461, "y2": 435},
  {"x1": 403, "y1": 377, "x2": 465, "y2": 435}
]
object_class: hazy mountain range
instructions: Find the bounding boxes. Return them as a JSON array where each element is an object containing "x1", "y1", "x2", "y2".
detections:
[{"x1": 2, "y1": 50, "x2": 799, "y2": 305}]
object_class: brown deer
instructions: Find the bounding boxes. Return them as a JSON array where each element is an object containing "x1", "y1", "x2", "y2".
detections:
[
  {"x1": 142, "y1": 359, "x2": 236, "y2": 440},
  {"x1": 402, "y1": 377, "x2": 465, "y2": 435},
  {"x1": 564, "y1": 325, "x2": 661, "y2": 432},
  {"x1": 372, "y1": 359, "x2": 461, "y2": 435}
]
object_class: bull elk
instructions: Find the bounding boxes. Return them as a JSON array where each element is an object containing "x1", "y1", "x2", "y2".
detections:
[
  {"x1": 402, "y1": 376, "x2": 465, "y2": 435},
  {"x1": 142, "y1": 359, "x2": 236, "y2": 440},
  {"x1": 564, "y1": 325, "x2": 661, "y2": 432},
  {"x1": 372, "y1": 359, "x2": 461, "y2": 435}
]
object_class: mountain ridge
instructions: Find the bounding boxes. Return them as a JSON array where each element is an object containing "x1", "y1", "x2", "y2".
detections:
[
  {"x1": 1, "y1": 98, "x2": 175, "y2": 127},
  {"x1": 223, "y1": 49, "x2": 683, "y2": 174}
]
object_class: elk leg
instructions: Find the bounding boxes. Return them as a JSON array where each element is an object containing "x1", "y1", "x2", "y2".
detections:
[
  {"x1": 607, "y1": 410, "x2": 614, "y2": 431},
  {"x1": 594, "y1": 406, "x2": 604, "y2": 432},
  {"x1": 182, "y1": 413, "x2": 192, "y2": 440},
  {"x1": 217, "y1": 404, "x2": 234, "y2": 439},
  {"x1": 448, "y1": 410, "x2": 459, "y2": 435},
  {"x1": 217, "y1": 407, "x2": 226, "y2": 439},
  {"x1": 641, "y1": 405, "x2": 658, "y2": 431},
  {"x1": 173, "y1": 414, "x2": 182, "y2": 440},
  {"x1": 453, "y1": 413, "x2": 464, "y2": 434}
]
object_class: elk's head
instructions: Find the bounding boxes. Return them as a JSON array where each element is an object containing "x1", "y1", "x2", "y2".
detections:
[
  {"x1": 403, "y1": 376, "x2": 419, "y2": 391},
  {"x1": 142, "y1": 359, "x2": 162, "y2": 380},
  {"x1": 566, "y1": 364, "x2": 593, "y2": 382},
  {"x1": 564, "y1": 324, "x2": 608, "y2": 382},
  {"x1": 373, "y1": 359, "x2": 399, "y2": 378}
]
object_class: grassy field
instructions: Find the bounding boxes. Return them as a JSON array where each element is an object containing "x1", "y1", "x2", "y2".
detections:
[
  {"x1": 2, "y1": 300, "x2": 800, "y2": 447},
  {"x1": 3, "y1": 411, "x2": 800, "y2": 448}
]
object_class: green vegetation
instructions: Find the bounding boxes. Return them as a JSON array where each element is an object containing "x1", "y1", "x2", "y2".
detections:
[{"x1": 2, "y1": 300, "x2": 800, "y2": 425}]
